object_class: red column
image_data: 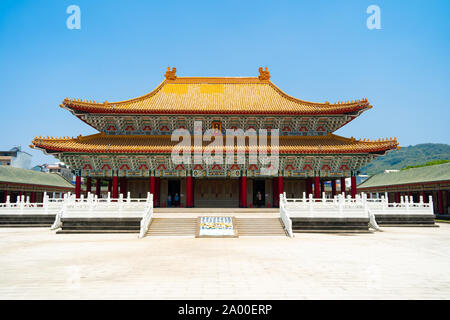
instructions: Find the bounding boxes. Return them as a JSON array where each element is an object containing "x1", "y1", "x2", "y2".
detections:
[
  {"x1": 149, "y1": 175, "x2": 155, "y2": 197},
  {"x1": 241, "y1": 176, "x2": 247, "y2": 208},
  {"x1": 186, "y1": 176, "x2": 192, "y2": 208},
  {"x1": 422, "y1": 190, "x2": 427, "y2": 203},
  {"x1": 112, "y1": 176, "x2": 119, "y2": 199},
  {"x1": 351, "y1": 176, "x2": 357, "y2": 199},
  {"x1": 120, "y1": 177, "x2": 127, "y2": 196},
  {"x1": 395, "y1": 192, "x2": 400, "y2": 203},
  {"x1": 3, "y1": 190, "x2": 8, "y2": 203},
  {"x1": 438, "y1": 190, "x2": 443, "y2": 214},
  {"x1": 305, "y1": 178, "x2": 312, "y2": 196},
  {"x1": 340, "y1": 177, "x2": 346, "y2": 195},
  {"x1": 331, "y1": 180, "x2": 337, "y2": 197},
  {"x1": 272, "y1": 178, "x2": 278, "y2": 208},
  {"x1": 278, "y1": 176, "x2": 283, "y2": 200},
  {"x1": 75, "y1": 176, "x2": 81, "y2": 199},
  {"x1": 239, "y1": 177, "x2": 242, "y2": 207},
  {"x1": 31, "y1": 192, "x2": 36, "y2": 203},
  {"x1": 86, "y1": 177, "x2": 92, "y2": 197},
  {"x1": 149, "y1": 174, "x2": 156, "y2": 206},
  {"x1": 155, "y1": 177, "x2": 160, "y2": 207},
  {"x1": 314, "y1": 176, "x2": 320, "y2": 199},
  {"x1": 96, "y1": 179, "x2": 101, "y2": 197},
  {"x1": 191, "y1": 177, "x2": 195, "y2": 208}
]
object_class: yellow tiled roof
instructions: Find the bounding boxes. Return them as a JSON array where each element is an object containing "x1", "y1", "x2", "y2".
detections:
[
  {"x1": 61, "y1": 69, "x2": 371, "y2": 115},
  {"x1": 31, "y1": 133, "x2": 399, "y2": 155}
]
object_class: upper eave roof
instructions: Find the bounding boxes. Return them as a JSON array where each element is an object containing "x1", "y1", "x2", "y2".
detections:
[
  {"x1": 60, "y1": 69, "x2": 372, "y2": 116},
  {"x1": 31, "y1": 133, "x2": 399, "y2": 155}
]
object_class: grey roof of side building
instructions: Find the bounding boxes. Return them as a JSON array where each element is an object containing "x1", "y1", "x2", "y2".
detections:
[
  {"x1": 358, "y1": 163, "x2": 450, "y2": 189},
  {"x1": 0, "y1": 165, "x2": 74, "y2": 188}
]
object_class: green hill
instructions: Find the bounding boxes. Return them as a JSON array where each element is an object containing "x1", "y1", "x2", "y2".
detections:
[{"x1": 359, "y1": 143, "x2": 450, "y2": 175}]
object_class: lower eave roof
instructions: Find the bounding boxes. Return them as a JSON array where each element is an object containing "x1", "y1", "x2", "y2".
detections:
[{"x1": 31, "y1": 133, "x2": 399, "y2": 155}]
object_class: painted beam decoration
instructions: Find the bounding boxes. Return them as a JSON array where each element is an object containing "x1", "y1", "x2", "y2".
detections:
[
  {"x1": 77, "y1": 114, "x2": 356, "y2": 136},
  {"x1": 57, "y1": 153, "x2": 377, "y2": 178}
]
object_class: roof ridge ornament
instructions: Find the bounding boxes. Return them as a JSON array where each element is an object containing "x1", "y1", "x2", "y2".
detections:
[
  {"x1": 165, "y1": 67, "x2": 177, "y2": 80},
  {"x1": 258, "y1": 67, "x2": 270, "y2": 80}
]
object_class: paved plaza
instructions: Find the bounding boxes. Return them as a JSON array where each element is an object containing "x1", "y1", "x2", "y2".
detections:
[{"x1": 0, "y1": 224, "x2": 449, "y2": 299}]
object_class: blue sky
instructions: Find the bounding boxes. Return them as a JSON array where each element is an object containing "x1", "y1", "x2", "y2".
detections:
[{"x1": 0, "y1": 0, "x2": 449, "y2": 166}]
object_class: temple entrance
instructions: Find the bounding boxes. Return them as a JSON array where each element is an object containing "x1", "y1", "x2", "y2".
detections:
[
  {"x1": 194, "y1": 179, "x2": 239, "y2": 208},
  {"x1": 167, "y1": 180, "x2": 180, "y2": 207},
  {"x1": 253, "y1": 179, "x2": 265, "y2": 208}
]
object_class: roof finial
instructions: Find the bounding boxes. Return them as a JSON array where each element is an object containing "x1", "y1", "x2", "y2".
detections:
[
  {"x1": 258, "y1": 67, "x2": 270, "y2": 80},
  {"x1": 165, "y1": 67, "x2": 177, "y2": 80}
]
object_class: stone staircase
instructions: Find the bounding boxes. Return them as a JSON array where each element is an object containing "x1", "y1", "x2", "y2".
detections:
[
  {"x1": 235, "y1": 218, "x2": 286, "y2": 236},
  {"x1": 146, "y1": 217, "x2": 286, "y2": 237},
  {"x1": 146, "y1": 218, "x2": 197, "y2": 236}
]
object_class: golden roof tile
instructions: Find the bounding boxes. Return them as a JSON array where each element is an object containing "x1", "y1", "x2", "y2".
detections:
[{"x1": 61, "y1": 68, "x2": 371, "y2": 115}]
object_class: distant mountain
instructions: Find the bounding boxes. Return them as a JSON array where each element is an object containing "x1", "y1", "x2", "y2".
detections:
[{"x1": 360, "y1": 143, "x2": 450, "y2": 175}]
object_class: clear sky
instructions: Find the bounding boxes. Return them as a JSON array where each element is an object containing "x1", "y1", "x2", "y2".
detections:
[{"x1": 0, "y1": 0, "x2": 449, "y2": 166}]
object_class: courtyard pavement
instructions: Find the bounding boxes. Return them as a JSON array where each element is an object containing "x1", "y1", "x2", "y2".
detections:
[{"x1": 0, "y1": 224, "x2": 449, "y2": 299}]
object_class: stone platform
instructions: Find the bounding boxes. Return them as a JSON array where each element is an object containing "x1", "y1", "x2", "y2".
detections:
[
  {"x1": 291, "y1": 217, "x2": 371, "y2": 233},
  {"x1": 0, "y1": 214, "x2": 56, "y2": 227},
  {"x1": 374, "y1": 214, "x2": 436, "y2": 226}
]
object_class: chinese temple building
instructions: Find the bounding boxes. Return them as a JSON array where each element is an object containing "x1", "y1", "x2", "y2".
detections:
[{"x1": 31, "y1": 67, "x2": 399, "y2": 208}]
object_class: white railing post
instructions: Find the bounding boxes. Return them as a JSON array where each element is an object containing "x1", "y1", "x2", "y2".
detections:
[
  {"x1": 139, "y1": 193, "x2": 154, "y2": 238},
  {"x1": 119, "y1": 193, "x2": 123, "y2": 212},
  {"x1": 51, "y1": 196, "x2": 66, "y2": 230},
  {"x1": 309, "y1": 193, "x2": 313, "y2": 214},
  {"x1": 429, "y1": 195, "x2": 434, "y2": 214},
  {"x1": 278, "y1": 193, "x2": 293, "y2": 238}
]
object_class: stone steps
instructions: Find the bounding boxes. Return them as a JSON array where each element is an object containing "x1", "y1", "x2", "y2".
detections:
[
  {"x1": 146, "y1": 218, "x2": 197, "y2": 236},
  {"x1": 235, "y1": 218, "x2": 286, "y2": 236},
  {"x1": 146, "y1": 217, "x2": 287, "y2": 237}
]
